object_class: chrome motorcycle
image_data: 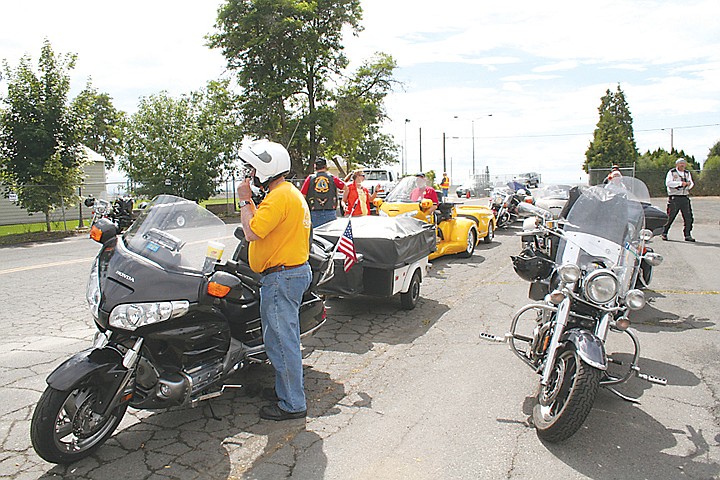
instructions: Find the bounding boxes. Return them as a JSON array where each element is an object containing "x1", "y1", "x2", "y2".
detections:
[
  {"x1": 31, "y1": 195, "x2": 333, "y2": 464},
  {"x1": 482, "y1": 177, "x2": 666, "y2": 442}
]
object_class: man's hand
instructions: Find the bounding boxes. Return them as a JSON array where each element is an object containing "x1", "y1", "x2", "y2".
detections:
[{"x1": 237, "y1": 178, "x2": 253, "y2": 201}]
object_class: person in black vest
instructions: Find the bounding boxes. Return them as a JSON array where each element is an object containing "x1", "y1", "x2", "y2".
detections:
[
  {"x1": 662, "y1": 157, "x2": 695, "y2": 242},
  {"x1": 300, "y1": 157, "x2": 345, "y2": 227}
]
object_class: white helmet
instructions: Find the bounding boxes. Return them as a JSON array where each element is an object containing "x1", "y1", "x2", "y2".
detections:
[{"x1": 238, "y1": 140, "x2": 291, "y2": 184}]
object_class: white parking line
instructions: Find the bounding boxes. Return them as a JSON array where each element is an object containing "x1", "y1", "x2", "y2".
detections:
[{"x1": 0, "y1": 257, "x2": 95, "y2": 276}]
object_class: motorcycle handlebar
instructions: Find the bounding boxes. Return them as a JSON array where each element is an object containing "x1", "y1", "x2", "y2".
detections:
[{"x1": 518, "y1": 202, "x2": 553, "y2": 220}]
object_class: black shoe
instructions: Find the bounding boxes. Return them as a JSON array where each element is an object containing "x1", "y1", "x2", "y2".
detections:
[
  {"x1": 261, "y1": 387, "x2": 279, "y2": 402},
  {"x1": 661, "y1": 234, "x2": 668, "y2": 241},
  {"x1": 259, "y1": 404, "x2": 306, "y2": 421},
  {"x1": 685, "y1": 236, "x2": 696, "y2": 242}
]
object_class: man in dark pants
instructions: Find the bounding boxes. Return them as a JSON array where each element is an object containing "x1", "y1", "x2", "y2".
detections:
[{"x1": 662, "y1": 157, "x2": 695, "y2": 242}]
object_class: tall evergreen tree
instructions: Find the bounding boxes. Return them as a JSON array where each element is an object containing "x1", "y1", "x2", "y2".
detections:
[{"x1": 584, "y1": 85, "x2": 638, "y2": 177}]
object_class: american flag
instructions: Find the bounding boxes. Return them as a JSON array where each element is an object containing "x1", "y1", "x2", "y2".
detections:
[{"x1": 336, "y1": 220, "x2": 358, "y2": 272}]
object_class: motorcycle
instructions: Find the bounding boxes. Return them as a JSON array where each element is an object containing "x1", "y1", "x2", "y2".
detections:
[
  {"x1": 84, "y1": 195, "x2": 135, "y2": 233},
  {"x1": 481, "y1": 176, "x2": 666, "y2": 442},
  {"x1": 30, "y1": 195, "x2": 333, "y2": 464},
  {"x1": 489, "y1": 183, "x2": 533, "y2": 228}
]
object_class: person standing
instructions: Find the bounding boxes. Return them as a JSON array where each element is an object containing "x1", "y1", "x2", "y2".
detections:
[
  {"x1": 237, "y1": 139, "x2": 313, "y2": 421},
  {"x1": 662, "y1": 157, "x2": 695, "y2": 242},
  {"x1": 343, "y1": 170, "x2": 376, "y2": 216},
  {"x1": 301, "y1": 157, "x2": 345, "y2": 227},
  {"x1": 440, "y1": 172, "x2": 451, "y2": 199}
]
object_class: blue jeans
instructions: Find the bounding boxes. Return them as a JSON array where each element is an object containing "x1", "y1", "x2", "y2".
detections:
[
  {"x1": 260, "y1": 263, "x2": 312, "y2": 413},
  {"x1": 442, "y1": 188, "x2": 449, "y2": 199},
  {"x1": 311, "y1": 209, "x2": 336, "y2": 228}
]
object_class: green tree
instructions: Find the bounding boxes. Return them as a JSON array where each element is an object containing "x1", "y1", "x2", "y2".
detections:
[
  {"x1": 71, "y1": 80, "x2": 126, "y2": 168},
  {"x1": 327, "y1": 52, "x2": 399, "y2": 174},
  {"x1": 207, "y1": 0, "x2": 363, "y2": 172},
  {"x1": 0, "y1": 40, "x2": 86, "y2": 231},
  {"x1": 707, "y1": 140, "x2": 720, "y2": 159},
  {"x1": 584, "y1": 85, "x2": 638, "y2": 180},
  {"x1": 121, "y1": 81, "x2": 243, "y2": 202}
]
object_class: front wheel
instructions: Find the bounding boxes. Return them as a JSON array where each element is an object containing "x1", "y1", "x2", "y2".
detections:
[
  {"x1": 31, "y1": 385, "x2": 128, "y2": 464},
  {"x1": 459, "y1": 228, "x2": 477, "y2": 258},
  {"x1": 532, "y1": 344, "x2": 601, "y2": 442}
]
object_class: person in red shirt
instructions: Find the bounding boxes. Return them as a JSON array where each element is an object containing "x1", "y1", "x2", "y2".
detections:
[
  {"x1": 343, "y1": 170, "x2": 376, "y2": 216},
  {"x1": 410, "y1": 172, "x2": 438, "y2": 215}
]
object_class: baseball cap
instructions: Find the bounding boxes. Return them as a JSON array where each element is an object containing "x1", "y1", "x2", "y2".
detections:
[
  {"x1": 675, "y1": 158, "x2": 687, "y2": 165},
  {"x1": 315, "y1": 157, "x2": 327, "y2": 168},
  {"x1": 415, "y1": 172, "x2": 426, "y2": 178}
]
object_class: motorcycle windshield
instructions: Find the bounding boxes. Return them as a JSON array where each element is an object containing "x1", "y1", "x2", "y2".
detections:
[
  {"x1": 121, "y1": 195, "x2": 229, "y2": 274},
  {"x1": 385, "y1": 176, "x2": 430, "y2": 203},
  {"x1": 560, "y1": 177, "x2": 649, "y2": 293}
]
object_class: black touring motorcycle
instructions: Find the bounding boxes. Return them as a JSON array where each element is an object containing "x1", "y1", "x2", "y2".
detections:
[
  {"x1": 30, "y1": 195, "x2": 333, "y2": 464},
  {"x1": 482, "y1": 177, "x2": 667, "y2": 442}
]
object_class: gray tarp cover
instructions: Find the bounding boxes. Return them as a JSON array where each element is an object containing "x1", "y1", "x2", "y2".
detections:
[{"x1": 314, "y1": 216, "x2": 436, "y2": 269}]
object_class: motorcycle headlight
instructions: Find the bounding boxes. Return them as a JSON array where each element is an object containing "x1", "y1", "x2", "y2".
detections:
[
  {"x1": 558, "y1": 263, "x2": 581, "y2": 283},
  {"x1": 625, "y1": 289, "x2": 646, "y2": 310},
  {"x1": 583, "y1": 269, "x2": 618, "y2": 304},
  {"x1": 86, "y1": 259, "x2": 101, "y2": 319},
  {"x1": 109, "y1": 301, "x2": 189, "y2": 330}
]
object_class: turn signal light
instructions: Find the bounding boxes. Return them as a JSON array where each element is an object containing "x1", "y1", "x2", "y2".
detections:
[
  {"x1": 207, "y1": 282, "x2": 231, "y2": 298},
  {"x1": 90, "y1": 225, "x2": 103, "y2": 242},
  {"x1": 615, "y1": 317, "x2": 631, "y2": 330},
  {"x1": 549, "y1": 290, "x2": 566, "y2": 305}
]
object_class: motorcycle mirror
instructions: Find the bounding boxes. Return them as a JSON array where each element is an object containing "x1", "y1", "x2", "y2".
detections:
[
  {"x1": 420, "y1": 199, "x2": 433, "y2": 211},
  {"x1": 644, "y1": 252, "x2": 663, "y2": 267},
  {"x1": 639, "y1": 229, "x2": 653, "y2": 241},
  {"x1": 89, "y1": 217, "x2": 118, "y2": 244},
  {"x1": 84, "y1": 197, "x2": 95, "y2": 208}
]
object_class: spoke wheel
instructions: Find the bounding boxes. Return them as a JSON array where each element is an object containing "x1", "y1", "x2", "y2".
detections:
[
  {"x1": 31, "y1": 386, "x2": 128, "y2": 464},
  {"x1": 459, "y1": 228, "x2": 477, "y2": 258},
  {"x1": 483, "y1": 222, "x2": 494, "y2": 244},
  {"x1": 532, "y1": 344, "x2": 601, "y2": 442}
]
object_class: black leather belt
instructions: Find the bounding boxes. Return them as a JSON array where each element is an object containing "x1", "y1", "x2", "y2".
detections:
[{"x1": 261, "y1": 263, "x2": 304, "y2": 276}]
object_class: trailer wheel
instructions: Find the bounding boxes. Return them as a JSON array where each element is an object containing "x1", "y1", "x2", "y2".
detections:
[{"x1": 400, "y1": 270, "x2": 421, "y2": 310}]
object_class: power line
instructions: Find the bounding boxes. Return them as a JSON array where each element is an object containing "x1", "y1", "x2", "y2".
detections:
[{"x1": 454, "y1": 122, "x2": 720, "y2": 140}]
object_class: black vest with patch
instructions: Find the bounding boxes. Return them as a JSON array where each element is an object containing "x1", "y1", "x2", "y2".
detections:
[{"x1": 306, "y1": 172, "x2": 338, "y2": 210}]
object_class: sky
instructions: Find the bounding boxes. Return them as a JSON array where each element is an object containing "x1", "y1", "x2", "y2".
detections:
[{"x1": 1, "y1": 0, "x2": 719, "y2": 185}]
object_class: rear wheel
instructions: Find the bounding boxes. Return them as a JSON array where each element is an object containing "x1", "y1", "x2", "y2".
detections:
[
  {"x1": 483, "y1": 222, "x2": 494, "y2": 244},
  {"x1": 459, "y1": 228, "x2": 477, "y2": 258},
  {"x1": 532, "y1": 344, "x2": 601, "y2": 442},
  {"x1": 400, "y1": 270, "x2": 421, "y2": 310},
  {"x1": 31, "y1": 385, "x2": 128, "y2": 464}
]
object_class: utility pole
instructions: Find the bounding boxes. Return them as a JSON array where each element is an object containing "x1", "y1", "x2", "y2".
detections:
[{"x1": 442, "y1": 132, "x2": 447, "y2": 173}]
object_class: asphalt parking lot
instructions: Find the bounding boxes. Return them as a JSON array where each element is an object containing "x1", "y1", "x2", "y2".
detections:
[{"x1": 0, "y1": 196, "x2": 718, "y2": 479}]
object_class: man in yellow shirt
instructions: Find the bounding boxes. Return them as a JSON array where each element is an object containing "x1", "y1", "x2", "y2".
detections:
[{"x1": 237, "y1": 140, "x2": 312, "y2": 421}]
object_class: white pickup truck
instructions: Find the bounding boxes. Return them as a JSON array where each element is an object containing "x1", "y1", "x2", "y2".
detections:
[{"x1": 361, "y1": 168, "x2": 399, "y2": 198}]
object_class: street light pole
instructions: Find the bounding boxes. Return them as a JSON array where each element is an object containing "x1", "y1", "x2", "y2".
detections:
[
  {"x1": 471, "y1": 120, "x2": 475, "y2": 177},
  {"x1": 419, "y1": 127, "x2": 423, "y2": 172},
  {"x1": 403, "y1": 119, "x2": 410, "y2": 175}
]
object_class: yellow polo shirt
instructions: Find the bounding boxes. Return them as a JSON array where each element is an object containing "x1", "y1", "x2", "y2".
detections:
[{"x1": 248, "y1": 181, "x2": 312, "y2": 273}]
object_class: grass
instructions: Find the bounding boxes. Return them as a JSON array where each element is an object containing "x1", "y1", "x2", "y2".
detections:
[{"x1": 0, "y1": 198, "x2": 238, "y2": 245}]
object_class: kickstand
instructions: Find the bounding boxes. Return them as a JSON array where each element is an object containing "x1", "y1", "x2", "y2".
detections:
[{"x1": 207, "y1": 401, "x2": 222, "y2": 421}]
